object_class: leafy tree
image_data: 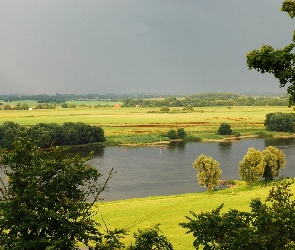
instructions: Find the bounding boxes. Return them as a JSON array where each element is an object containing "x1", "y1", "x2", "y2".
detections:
[
  {"x1": 264, "y1": 112, "x2": 295, "y2": 132},
  {"x1": 0, "y1": 133, "x2": 113, "y2": 249},
  {"x1": 217, "y1": 123, "x2": 232, "y2": 135},
  {"x1": 262, "y1": 146, "x2": 286, "y2": 180},
  {"x1": 193, "y1": 155, "x2": 222, "y2": 192},
  {"x1": 167, "y1": 129, "x2": 178, "y2": 140},
  {"x1": 177, "y1": 128, "x2": 186, "y2": 139},
  {"x1": 160, "y1": 106, "x2": 170, "y2": 113},
  {"x1": 127, "y1": 225, "x2": 174, "y2": 250},
  {"x1": 238, "y1": 147, "x2": 266, "y2": 186},
  {"x1": 180, "y1": 178, "x2": 295, "y2": 250},
  {"x1": 246, "y1": 0, "x2": 295, "y2": 107}
]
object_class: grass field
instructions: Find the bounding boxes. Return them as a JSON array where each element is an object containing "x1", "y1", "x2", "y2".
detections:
[
  {"x1": 93, "y1": 181, "x2": 293, "y2": 249},
  {"x1": 0, "y1": 106, "x2": 292, "y2": 144}
]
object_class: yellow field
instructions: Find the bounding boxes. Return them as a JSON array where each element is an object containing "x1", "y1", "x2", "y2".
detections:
[{"x1": 0, "y1": 106, "x2": 292, "y2": 142}]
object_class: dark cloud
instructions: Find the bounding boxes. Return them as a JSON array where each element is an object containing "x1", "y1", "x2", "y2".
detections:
[{"x1": 0, "y1": 0, "x2": 293, "y2": 95}]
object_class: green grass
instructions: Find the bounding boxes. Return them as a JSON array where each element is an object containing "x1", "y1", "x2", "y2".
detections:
[{"x1": 93, "y1": 181, "x2": 294, "y2": 249}]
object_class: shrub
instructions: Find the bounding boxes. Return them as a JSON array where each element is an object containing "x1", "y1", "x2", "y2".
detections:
[{"x1": 218, "y1": 123, "x2": 232, "y2": 135}]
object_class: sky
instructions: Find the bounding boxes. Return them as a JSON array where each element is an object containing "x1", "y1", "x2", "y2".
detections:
[{"x1": 0, "y1": 0, "x2": 294, "y2": 96}]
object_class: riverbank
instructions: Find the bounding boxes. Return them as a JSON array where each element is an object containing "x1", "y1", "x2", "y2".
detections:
[{"x1": 93, "y1": 181, "x2": 295, "y2": 249}]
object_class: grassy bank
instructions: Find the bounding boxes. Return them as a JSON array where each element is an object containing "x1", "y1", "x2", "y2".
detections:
[
  {"x1": 0, "y1": 106, "x2": 293, "y2": 145},
  {"x1": 93, "y1": 181, "x2": 295, "y2": 249}
]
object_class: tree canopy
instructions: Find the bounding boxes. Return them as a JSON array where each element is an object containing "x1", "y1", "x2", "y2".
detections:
[
  {"x1": 0, "y1": 133, "x2": 112, "y2": 249},
  {"x1": 193, "y1": 155, "x2": 222, "y2": 192},
  {"x1": 246, "y1": 0, "x2": 295, "y2": 107},
  {"x1": 181, "y1": 178, "x2": 295, "y2": 250}
]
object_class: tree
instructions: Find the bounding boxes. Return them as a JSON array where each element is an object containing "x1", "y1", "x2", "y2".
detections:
[
  {"x1": 238, "y1": 147, "x2": 266, "y2": 186},
  {"x1": 127, "y1": 225, "x2": 174, "y2": 250},
  {"x1": 264, "y1": 112, "x2": 295, "y2": 132},
  {"x1": 160, "y1": 106, "x2": 170, "y2": 113},
  {"x1": 246, "y1": 0, "x2": 295, "y2": 107},
  {"x1": 167, "y1": 129, "x2": 178, "y2": 140},
  {"x1": 177, "y1": 128, "x2": 186, "y2": 139},
  {"x1": 181, "y1": 178, "x2": 295, "y2": 250},
  {"x1": 0, "y1": 133, "x2": 113, "y2": 249},
  {"x1": 193, "y1": 155, "x2": 222, "y2": 192},
  {"x1": 217, "y1": 123, "x2": 232, "y2": 135},
  {"x1": 262, "y1": 146, "x2": 286, "y2": 180}
]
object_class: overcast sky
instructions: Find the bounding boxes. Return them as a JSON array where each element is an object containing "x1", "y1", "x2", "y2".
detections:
[{"x1": 0, "y1": 0, "x2": 294, "y2": 95}]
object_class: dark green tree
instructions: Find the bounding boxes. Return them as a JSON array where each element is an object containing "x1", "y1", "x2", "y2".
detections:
[
  {"x1": 246, "y1": 0, "x2": 295, "y2": 107},
  {"x1": 0, "y1": 133, "x2": 113, "y2": 249},
  {"x1": 127, "y1": 225, "x2": 173, "y2": 250},
  {"x1": 217, "y1": 123, "x2": 232, "y2": 135},
  {"x1": 177, "y1": 128, "x2": 186, "y2": 139},
  {"x1": 167, "y1": 129, "x2": 178, "y2": 140},
  {"x1": 193, "y1": 155, "x2": 222, "y2": 192},
  {"x1": 181, "y1": 178, "x2": 295, "y2": 250},
  {"x1": 264, "y1": 112, "x2": 295, "y2": 132}
]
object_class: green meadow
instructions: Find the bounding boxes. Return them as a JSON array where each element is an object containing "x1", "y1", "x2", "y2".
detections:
[
  {"x1": 93, "y1": 181, "x2": 294, "y2": 249},
  {"x1": 0, "y1": 105, "x2": 292, "y2": 144}
]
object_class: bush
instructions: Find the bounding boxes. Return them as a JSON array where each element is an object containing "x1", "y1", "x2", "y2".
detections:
[
  {"x1": 218, "y1": 123, "x2": 232, "y2": 135},
  {"x1": 180, "y1": 178, "x2": 295, "y2": 250},
  {"x1": 167, "y1": 129, "x2": 178, "y2": 140},
  {"x1": 264, "y1": 112, "x2": 295, "y2": 132}
]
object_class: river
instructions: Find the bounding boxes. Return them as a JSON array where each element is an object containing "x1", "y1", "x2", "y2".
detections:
[{"x1": 68, "y1": 137, "x2": 295, "y2": 201}]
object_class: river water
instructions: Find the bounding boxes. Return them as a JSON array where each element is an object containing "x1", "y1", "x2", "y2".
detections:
[{"x1": 68, "y1": 137, "x2": 295, "y2": 201}]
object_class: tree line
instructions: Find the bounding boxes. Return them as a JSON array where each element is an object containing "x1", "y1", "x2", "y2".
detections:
[
  {"x1": 122, "y1": 93, "x2": 289, "y2": 108},
  {"x1": 0, "y1": 121, "x2": 105, "y2": 149}
]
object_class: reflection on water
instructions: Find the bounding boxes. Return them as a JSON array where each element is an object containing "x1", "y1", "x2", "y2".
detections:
[{"x1": 68, "y1": 138, "x2": 295, "y2": 201}]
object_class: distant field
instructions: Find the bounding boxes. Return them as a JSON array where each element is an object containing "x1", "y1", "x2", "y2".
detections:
[
  {"x1": 0, "y1": 106, "x2": 292, "y2": 143},
  {"x1": 0, "y1": 99, "x2": 122, "y2": 106},
  {"x1": 94, "y1": 181, "x2": 293, "y2": 249}
]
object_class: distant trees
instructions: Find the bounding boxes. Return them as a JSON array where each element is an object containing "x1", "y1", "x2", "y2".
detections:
[
  {"x1": 193, "y1": 155, "x2": 222, "y2": 192},
  {"x1": 239, "y1": 147, "x2": 286, "y2": 185},
  {"x1": 181, "y1": 178, "x2": 295, "y2": 250},
  {"x1": 122, "y1": 93, "x2": 289, "y2": 108},
  {"x1": 217, "y1": 123, "x2": 232, "y2": 135},
  {"x1": 167, "y1": 128, "x2": 186, "y2": 140},
  {"x1": 264, "y1": 112, "x2": 295, "y2": 132},
  {"x1": 0, "y1": 122, "x2": 106, "y2": 149}
]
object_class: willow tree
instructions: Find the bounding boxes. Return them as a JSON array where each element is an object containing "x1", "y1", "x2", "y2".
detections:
[
  {"x1": 238, "y1": 147, "x2": 266, "y2": 186},
  {"x1": 193, "y1": 154, "x2": 222, "y2": 192},
  {"x1": 262, "y1": 146, "x2": 286, "y2": 180},
  {"x1": 246, "y1": 0, "x2": 295, "y2": 107}
]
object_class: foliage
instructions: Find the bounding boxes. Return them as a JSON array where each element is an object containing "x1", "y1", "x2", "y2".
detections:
[
  {"x1": 217, "y1": 123, "x2": 232, "y2": 135},
  {"x1": 160, "y1": 106, "x2": 170, "y2": 113},
  {"x1": 193, "y1": 155, "x2": 222, "y2": 192},
  {"x1": 177, "y1": 128, "x2": 186, "y2": 139},
  {"x1": 127, "y1": 225, "x2": 174, "y2": 250},
  {"x1": 264, "y1": 112, "x2": 295, "y2": 132},
  {"x1": 262, "y1": 146, "x2": 286, "y2": 180},
  {"x1": 246, "y1": 0, "x2": 295, "y2": 106},
  {"x1": 0, "y1": 133, "x2": 113, "y2": 249},
  {"x1": 167, "y1": 129, "x2": 178, "y2": 140},
  {"x1": 122, "y1": 93, "x2": 289, "y2": 107},
  {"x1": 0, "y1": 121, "x2": 106, "y2": 149},
  {"x1": 180, "y1": 178, "x2": 295, "y2": 250},
  {"x1": 0, "y1": 121, "x2": 23, "y2": 149},
  {"x1": 239, "y1": 146, "x2": 286, "y2": 184},
  {"x1": 238, "y1": 147, "x2": 266, "y2": 186},
  {"x1": 167, "y1": 128, "x2": 186, "y2": 140}
]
